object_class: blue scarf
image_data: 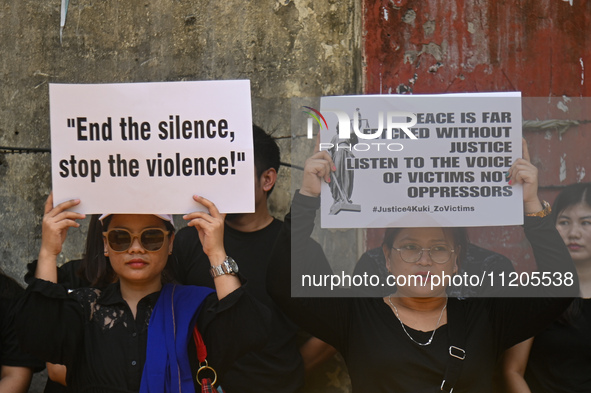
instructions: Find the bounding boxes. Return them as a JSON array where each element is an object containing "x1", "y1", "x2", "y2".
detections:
[{"x1": 140, "y1": 283, "x2": 215, "y2": 393}]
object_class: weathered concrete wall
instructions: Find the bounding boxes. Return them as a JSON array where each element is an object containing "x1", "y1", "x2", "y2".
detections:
[
  {"x1": 0, "y1": 0, "x2": 361, "y2": 278},
  {"x1": 1, "y1": 2, "x2": 361, "y2": 390}
]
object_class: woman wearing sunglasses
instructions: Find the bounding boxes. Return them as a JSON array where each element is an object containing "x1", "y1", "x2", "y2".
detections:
[
  {"x1": 16, "y1": 194, "x2": 269, "y2": 393},
  {"x1": 267, "y1": 144, "x2": 578, "y2": 393}
]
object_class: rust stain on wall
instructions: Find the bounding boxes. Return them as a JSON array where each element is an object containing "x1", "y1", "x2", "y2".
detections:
[
  {"x1": 364, "y1": 0, "x2": 591, "y2": 97},
  {"x1": 362, "y1": 0, "x2": 591, "y2": 270}
]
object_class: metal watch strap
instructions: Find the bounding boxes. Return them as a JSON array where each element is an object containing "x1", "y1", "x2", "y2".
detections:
[{"x1": 209, "y1": 256, "x2": 238, "y2": 278}]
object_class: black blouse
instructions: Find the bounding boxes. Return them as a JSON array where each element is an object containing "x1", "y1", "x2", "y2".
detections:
[
  {"x1": 16, "y1": 279, "x2": 269, "y2": 393},
  {"x1": 267, "y1": 192, "x2": 578, "y2": 393},
  {"x1": 524, "y1": 298, "x2": 591, "y2": 393},
  {"x1": 0, "y1": 275, "x2": 44, "y2": 371}
]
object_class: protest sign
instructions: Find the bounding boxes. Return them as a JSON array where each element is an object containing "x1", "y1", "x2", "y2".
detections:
[
  {"x1": 314, "y1": 92, "x2": 522, "y2": 228},
  {"x1": 50, "y1": 80, "x2": 254, "y2": 214}
]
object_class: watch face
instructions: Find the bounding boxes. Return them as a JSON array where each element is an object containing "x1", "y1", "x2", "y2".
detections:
[{"x1": 229, "y1": 259, "x2": 239, "y2": 273}]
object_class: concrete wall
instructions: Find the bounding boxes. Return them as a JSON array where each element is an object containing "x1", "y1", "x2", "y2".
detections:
[
  {"x1": 0, "y1": 2, "x2": 361, "y2": 391},
  {"x1": 0, "y1": 0, "x2": 361, "y2": 280}
]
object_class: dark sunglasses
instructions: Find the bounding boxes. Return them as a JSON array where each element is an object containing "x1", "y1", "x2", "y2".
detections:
[{"x1": 103, "y1": 228, "x2": 170, "y2": 252}]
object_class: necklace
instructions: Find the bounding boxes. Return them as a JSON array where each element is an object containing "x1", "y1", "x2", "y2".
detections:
[{"x1": 387, "y1": 295, "x2": 447, "y2": 346}]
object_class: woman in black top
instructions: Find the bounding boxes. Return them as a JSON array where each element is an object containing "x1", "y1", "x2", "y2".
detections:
[
  {"x1": 503, "y1": 182, "x2": 591, "y2": 393},
  {"x1": 267, "y1": 145, "x2": 578, "y2": 393},
  {"x1": 0, "y1": 271, "x2": 44, "y2": 393},
  {"x1": 16, "y1": 194, "x2": 269, "y2": 393},
  {"x1": 24, "y1": 214, "x2": 112, "y2": 392}
]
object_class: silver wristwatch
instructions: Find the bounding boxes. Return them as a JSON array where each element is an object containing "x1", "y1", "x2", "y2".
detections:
[{"x1": 209, "y1": 256, "x2": 239, "y2": 278}]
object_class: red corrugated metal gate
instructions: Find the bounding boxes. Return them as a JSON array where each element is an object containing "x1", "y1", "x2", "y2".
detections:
[{"x1": 362, "y1": 0, "x2": 591, "y2": 270}]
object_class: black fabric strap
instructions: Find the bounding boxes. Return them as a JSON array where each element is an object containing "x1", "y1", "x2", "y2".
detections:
[{"x1": 440, "y1": 298, "x2": 467, "y2": 393}]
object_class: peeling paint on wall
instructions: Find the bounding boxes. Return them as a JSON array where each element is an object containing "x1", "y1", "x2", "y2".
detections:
[
  {"x1": 404, "y1": 42, "x2": 444, "y2": 66},
  {"x1": 396, "y1": 83, "x2": 412, "y2": 94},
  {"x1": 557, "y1": 95, "x2": 571, "y2": 112},
  {"x1": 422, "y1": 42, "x2": 444, "y2": 61},
  {"x1": 423, "y1": 20, "x2": 435, "y2": 37},
  {"x1": 60, "y1": 0, "x2": 69, "y2": 44},
  {"x1": 576, "y1": 166, "x2": 586, "y2": 182},
  {"x1": 560, "y1": 154, "x2": 567, "y2": 182},
  {"x1": 390, "y1": 0, "x2": 406, "y2": 8},
  {"x1": 364, "y1": 1, "x2": 590, "y2": 98},
  {"x1": 404, "y1": 51, "x2": 418, "y2": 64},
  {"x1": 384, "y1": 7, "x2": 389, "y2": 21},
  {"x1": 581, "y1": 58, "x2": 585, "y2": 86},
  {"x1": 395, "y1": 73, "x2": 418, "y2": 94},
  {"x1": 402, "y1": 9, "x2": 416, "y2": 25},
  {"x1": 428, "y1": 61, "x2": 443, "y2": 73},
  {"x1": 562, "y1": 0, "x2": 574, "y2": 6}
]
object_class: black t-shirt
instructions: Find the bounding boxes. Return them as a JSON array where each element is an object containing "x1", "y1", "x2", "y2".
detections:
[
  {"x1": 15, "y1": 279, "x2": 268, "y2": 393},
  {"x1": 25, "y1": 259, "x2": 89, "y2": 289},
  {"x1": 172, "y1": 219, "x2": 305, "y2": 393},
  {"x1": 25, "y1": 259, "x2": 94, "y2": 393},
  {"x1": 0, "y1": 274, "x2": 44, "y2": 371},
  {"x1": 524, "y1": 298, "x2": 591, "y2": 393},
  {"x1": 267, "y1": 193, "x2": 577, "y2": 393}
]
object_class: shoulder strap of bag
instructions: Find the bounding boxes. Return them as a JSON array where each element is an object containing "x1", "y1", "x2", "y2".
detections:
[
  {"x1": 193, "y1": 325, "x2": 227, "y2": 393},
  {"x1": 440, "y1": 298, "x2": 467, "y2": 393},
  {"x1": 193, "y1": 325, "x2": 208, "y2": 363}
]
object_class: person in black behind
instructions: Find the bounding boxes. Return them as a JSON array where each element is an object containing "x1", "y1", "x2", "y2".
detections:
[
  {"x1": 173, "y1": 125, "x2": 334, "y2": 393},
  {"x1": 24, "y1": 214, "x2": 114, "y2": 392},
  {"x1": 503, "y1": 182, "x2": 591, "y2": 393},
  {"x1": 0, "y1": 271, "x2": 44, "y2": 393}
]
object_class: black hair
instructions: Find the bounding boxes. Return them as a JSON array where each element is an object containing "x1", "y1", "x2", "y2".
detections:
[
  {"x1": 253, "y1": 124, "x2": 280, "y2": 196},
  {"x1": 381, "y1": 227, "x2": 469, "y2": 268},
  {"x1": 552, "y1": 183, "x2": 591, "y2": 326},
  {"x1": 552, "y1": 182, "x2": 591, "y2": 223},
  {"x1": 77, "y1": 214, "x2": 116, "y2": 288}
]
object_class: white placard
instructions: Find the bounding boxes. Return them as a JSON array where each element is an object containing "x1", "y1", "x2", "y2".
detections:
[
  {"x1": 317, "y1": 92, "x2": 523, "y2": 228},
  {"x1": 50, "y1": 80, "x2": 254, "y2": 214}
]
